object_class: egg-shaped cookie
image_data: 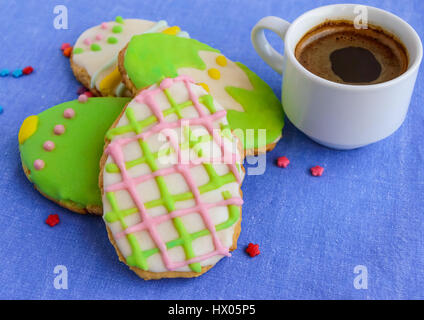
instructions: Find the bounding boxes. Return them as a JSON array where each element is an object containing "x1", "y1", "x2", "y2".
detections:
[
  {"x1": 100, "y1": 76, "x2": 244, "y2": 279},
  {"x1": 71, "y1": 17, "x2": 189, "y2": 97},
  {"x1": 19, "y1": 97, "x2": 130, "y2": 214},
  {"x1": 118, "y1": 33, "x2": 284, "y2": 154}
]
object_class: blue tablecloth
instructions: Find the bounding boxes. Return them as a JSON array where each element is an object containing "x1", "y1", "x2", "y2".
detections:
[{"x1": 0, "y1": 0, "x2": 423, "y2": 299}]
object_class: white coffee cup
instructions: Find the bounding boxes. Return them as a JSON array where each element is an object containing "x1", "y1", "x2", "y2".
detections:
[{"x1": 251, "y1": 4, "x2": 422, "y2": 149}]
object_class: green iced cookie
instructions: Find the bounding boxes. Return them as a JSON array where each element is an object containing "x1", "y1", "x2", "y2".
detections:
[
  {"x1": 18, "y1": 97, "x2": 130, "y2": 214},
  {"x1": 122, "y1": 33, "x2": 284, "y2": 153}
]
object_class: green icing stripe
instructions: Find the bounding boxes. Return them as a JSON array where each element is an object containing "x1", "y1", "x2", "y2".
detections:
[
  {"x1": 107, "y1": 192, "x2": 149, "y2": 270},
  {"x1": 105, "y1": 86, "x2": 240, "y2": 272},
  {"x1": 19, "y1": 97, "x2": 130, "y2": 208},
  {"x1": 124, "y1": 33, "x2": 219, "y2": 89}
]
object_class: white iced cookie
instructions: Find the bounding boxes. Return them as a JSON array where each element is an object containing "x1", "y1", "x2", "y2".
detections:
[
  {"x1": 71, "y1": 17, "x2": 189, "y2": 97},
  {"x1": 100, "y1": 76, "x2": 244, "y2": 279}
]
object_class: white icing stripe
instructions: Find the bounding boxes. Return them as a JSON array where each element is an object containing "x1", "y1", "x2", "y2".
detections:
[
  {"x1": 90, "y1": 54, "x2": 118, "y2": 89},
  {"x1": 115, "y1": 82, "x2": 127, "y2": 96},
  {"x1": 143, "y1": 20, "x2": 168, "y2": 34},
  {"x1": 177, "y1": 31, "x2": 190, "y2": 38}
]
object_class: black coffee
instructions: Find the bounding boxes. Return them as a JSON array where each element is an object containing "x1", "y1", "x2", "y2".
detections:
[{"x1": 295, "y1": 20, "x2": 408, "y2": 85}]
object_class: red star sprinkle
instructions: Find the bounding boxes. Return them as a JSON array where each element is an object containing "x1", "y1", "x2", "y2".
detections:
[
  {"x1": 61, "y1": 43, "x2": 71, "y2": 51},
  {"x1": 63, "y1": 47, "x2": 72, "y2": 57},
  {"x1": 310, "y1": 165, "x2": 324, "y2": 177},
  {"x1": 277, "y1": 156, "x2": 290, "y2": 168},
  {"x1": 246, "y1": 243, "x2": 260, "y2": 257},
  {"x1": 46, "y1": 214, "x2": 60, "y2": 227},
  {"x1": 22, "y1": 66, "x2": 34, "y2": 75}
]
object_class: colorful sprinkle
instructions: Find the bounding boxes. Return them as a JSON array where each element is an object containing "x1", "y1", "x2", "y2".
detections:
[
  {"x1": 0, "y1": 106, "x2": 3, "y2": 114},
  {"x1": 54, "y1": 124, "x2": 65, "y2": 135},
  {"x1": 112, "y1": 25, "x2": 123, "y2": 33},
  {"x1": 46, "y1": 214, "x2": 60, "y2": 227},
  {"x1": 310, "y1": 165, "x2": 324, "y2": 177},
  {"x1": 78, "y1": 94, "x2": 88, "y2": 103},
  {"x1": 101, "y1": 22, "x2": 108, "y2": 29},
  {"x1": 246, "y1": 243, "x2": 260, "y2": 257},
  {"x1": 63, "y1": 47, "x2": 72, "y2": 57},
  {"x1": 43, "y1": 141, "x2": 55, "y2": 151},
  {"x1": 115, "y1": 16, "x2": 124, "y2": 24},
  {"x1": 22, "y1": 66, "x2": 34, "y2": 75},
  {"x1": 107, "y1": 36, "x2": 118, "y2": 44},
  {"x1": 34, "y1": 159, "x2": 45, "y2": 170},
  {"x1": 216, "y1": 55, "x2": 227, "y2": 67},
  {"x1": 63, "y1": 108, "x2": 75, "y2": 119},
  {"x1": 83, "y1": 38, "x2": 92, "y2": 46},
  {"x1": 73, "y1": 47, "x2": 83, "y2": 54},
  {"x1": 198, "y1": 82, "x2": 210, "y2": 93},
  {"x1": 208, "y1": 68, "x2": 220, "y2": 80},
  {"x1": 61, "y1": 43, "x2": 71, "y2": 51},
  {"x1": 90, "y1": 43, "x2": 101, "y2": 51},
  {"x1": 95, "y1": 34, "x2": 103, "y2": 41},
  {"x1": 277, "y1": 156, "x2": 290, "y2": 168},
  {"x1": 77, "y1": 86, "x2": 88, "y2": 95},
  {"x1": 12, "y1": 69, "x2": 23, "y2": 78},
  {"x1": 0, "y1": 69, "x2": 9, "y2": 77}
]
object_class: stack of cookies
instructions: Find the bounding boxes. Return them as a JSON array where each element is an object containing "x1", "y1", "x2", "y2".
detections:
[{"x1": 18, "y1": 17, "x2": 284, "y2": 279}]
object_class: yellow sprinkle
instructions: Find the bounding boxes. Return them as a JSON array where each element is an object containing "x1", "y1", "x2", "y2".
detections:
[
  {"x1": 162, "y1": 26, "x2": 181, "y2": 36},
  {"x1": 208, "y1": 68, "x2": 221, "y2": 80},
  {"x1": 197, "y1": 82, "x2": 210, "y2": 92},
  {"x1": 19, "y1": 115, "x2": 39, "y2": 144},
  {"x1": 216, "y1": 55, "x2": 227, "y2": 67},
  {"x1": 99, "y1": 67, "x2": 122, "y2": 96}
]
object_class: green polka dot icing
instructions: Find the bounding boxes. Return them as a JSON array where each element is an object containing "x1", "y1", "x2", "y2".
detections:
[
  {"x1": 73, "y1": 47, "x2": 83, "y2": 54},
  {"x1": 112, "y1": 25, "x2": 123, "y2": 33},
  {"x1": 91, "y1": 43, "x2": 101, "y2": 51},
  {"x1": 115, "y1": 16, "x2": 124, "y2": 24},
  {"x1": 107, "y1": 36, "x2": 118, "y2": 44},
  {"x1": 123, "y1": 33, "x2": 284, "y2": 151},
  {"x1": 19, "y1": 97, "x2": 130, "y2": 212}
]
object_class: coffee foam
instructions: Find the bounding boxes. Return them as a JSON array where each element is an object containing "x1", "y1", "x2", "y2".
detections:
[{"x1": 295, "y1": 20, "x2": 408, "y2": 84}]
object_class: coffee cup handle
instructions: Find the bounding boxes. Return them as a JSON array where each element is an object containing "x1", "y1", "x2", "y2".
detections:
[{"x1": 251, "y1": 16, "x2": 290, "y2": 75}]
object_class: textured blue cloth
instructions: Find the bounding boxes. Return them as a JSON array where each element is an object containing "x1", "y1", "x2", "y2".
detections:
[{"x1": 0, "y1": 0, "x2": 423, "y2": 300}]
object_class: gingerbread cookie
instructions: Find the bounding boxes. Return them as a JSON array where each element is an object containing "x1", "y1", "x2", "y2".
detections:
[
  {"x1": 118, "y1": 33, "x2": 284, "y2": 155},
  {"x1": 100, "y1": 76, "x2": 244, "y2": 279},
  {"x1": 19, "y1": 97, "x2": 130, "y2": 214},
  {"x1": 71, "y1": 17, "x2": 189, "y2": 97}
]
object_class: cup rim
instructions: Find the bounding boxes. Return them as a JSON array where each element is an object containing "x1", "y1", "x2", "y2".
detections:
[{"x1": 284, "y1": 3, "x2": 423, "y2": 90}]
